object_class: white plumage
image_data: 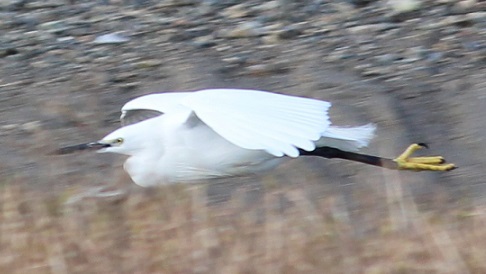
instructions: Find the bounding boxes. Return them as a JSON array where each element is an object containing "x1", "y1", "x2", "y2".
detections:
[{"x1": 93, "y1": 89, "x2": 375, "y2": 186}]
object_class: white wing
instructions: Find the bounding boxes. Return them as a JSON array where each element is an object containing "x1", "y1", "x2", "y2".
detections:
[
  {"x1": 182, "y1": 89, "x2": 331, "y2": 157},
  {"x1": 122, "y1": 92, "x2": 190, "y2": 113},
  {"x1": 121, "y1": 92, "x2": 192, "y2": 126},
  {"x1": 120, "y1": 109, "x2": 164, "y2": 126},
  {"x1": 121, "y1": 89, "x2": 331, "y2": 157}
]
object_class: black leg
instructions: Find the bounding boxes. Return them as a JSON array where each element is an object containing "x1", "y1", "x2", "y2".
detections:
[{"x1": 299, "y1": 147, "x2": 398, "y2": 170}]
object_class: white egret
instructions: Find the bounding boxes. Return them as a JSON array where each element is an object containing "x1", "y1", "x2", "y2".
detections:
[{"x1": 56, "y1": 89, "x2": 455, "y2": 187}]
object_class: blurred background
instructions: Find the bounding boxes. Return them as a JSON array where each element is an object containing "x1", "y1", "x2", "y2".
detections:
[{"x1": 0, "y1": 0, "x2": 485, "y2": 272}]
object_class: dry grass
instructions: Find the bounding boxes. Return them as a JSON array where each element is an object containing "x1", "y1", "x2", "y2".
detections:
[{"x1": 0, "y1": 178, "x2": 485, "y2": 274}]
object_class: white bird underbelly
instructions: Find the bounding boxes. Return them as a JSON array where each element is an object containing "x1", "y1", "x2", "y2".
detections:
[{"x1": 123, "y1": 119, "x2": 283, "y2": 187}]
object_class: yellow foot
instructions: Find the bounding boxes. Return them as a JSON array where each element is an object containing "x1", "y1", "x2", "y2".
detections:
[{"x1": 393, "y1": 143, "x2": 456, "y2": 171}]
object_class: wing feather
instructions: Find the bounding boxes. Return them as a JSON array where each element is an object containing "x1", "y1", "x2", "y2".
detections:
[
  {"x1": 121, "y1": 92, "x2": 190, "y2": 113},
  {"x1": 120, "y1": 92, "x2": 193, "y2": 126},
  {"x1": 120, "y1": 109, "x2": 163, "y2": 126},
  {"x1": 119, "y1": 89, "x2": 332, "y2": 157},
  {"x1": 182, "y1": 89, "x2": 331, "y2": 157}
]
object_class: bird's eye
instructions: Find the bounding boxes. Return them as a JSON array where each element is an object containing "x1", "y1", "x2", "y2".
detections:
[{"x1": 115, "y1": 138, "x2": 124, "y2": 144}]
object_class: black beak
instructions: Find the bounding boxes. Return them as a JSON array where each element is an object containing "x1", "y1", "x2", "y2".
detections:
[{"x1": 53, "y1": 142, "x2": 110, "y2": 155}]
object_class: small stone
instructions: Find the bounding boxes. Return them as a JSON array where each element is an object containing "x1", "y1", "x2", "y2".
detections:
[
  {"x1": 39, "y1": 20, "x2": 70, "y2": 34},
  {"x1": 387, "y1": 0, "x2": 421, "y2": 13},
  {"x1": 245, "y1": 62, "x2": 289, "y2": 76},
  {"x1": 245, "y1": 64, "x2": 272, "y2": 76},
  {"x1": 261, "y1": 33, "x2": 280, "y2": 44},
  {"x1": 375, "y1": 54, "x2": 400, "y2": 65},
  {"x1": 278, "y1": 25, "x2": 302, "y2": 39},
  {"x1": 94, "y1": 33, "x2": 130, "y2": 44},
  {"x1": 348, "y1": 0, "x2": 377, "y2": 7},
  {"x1": 109, "y1": 72, "x2": 139, "y2": 83},
  {"x1": 467, "y1": 12, "x2": 486, "y2": 23},
  {"x1": 192, "y1": 35, "x2": 217, "y2": 48},
  {"x1": 222, "y1": 21, "x2": 264, "y2": 38},
  {"x1": 136, "y1": 60, "x2": 163, "y2": 68},
  {"x1": 253, "y1": 1, "x2": 279, "y2": 12},
  {"x1": 216, "y1": 45, "x2": 232, "y2": 52},
  {"x1": 454, "y1": 0, "x2": 478, "y2": 13},
  {"x1": 222, "y1": 56, "x2": 246, "y2": 65},
  {"x1": 168, "y1": 31, "x2": 193, "y2": 42},
  {"x1": 437, "y1": 15, "x2": 473, "y2": 27},
  {"x1": 185, "y1": 26, "x2": 213, "y2": 38},
  {"x1": 56, "y1": 36, "x2": 77, "y2": 47},
  {"x1": 327, "y1": 48, "x2": 355, "y2": 62},
  {"x1": 1, "y1": 124, "x2": 18, "y2": 131},
  {"x1": 0, "y1": 48, "x2": 19, "y2": 58},
  {"x1": 348, "y1": 23, "x2": 396, "y2": 34},
  {"x1": 26, "y1": 1, "x2": 63, "y2": 9},
  {"x1": 425, "y1": 51, "x2": 444, "y2": 62},
  {"x1": 21, "y1": 121, "x2": 42, "y2": 133},
  {"x1": 221, "y1": 3, "x2": 251, "y2": 19},
  {"x1": 361, "y1": 67, "x2": 389, "y2": 77},
  {"x1": 116, "y1": 82, "x2": 140, "y2": 92}
]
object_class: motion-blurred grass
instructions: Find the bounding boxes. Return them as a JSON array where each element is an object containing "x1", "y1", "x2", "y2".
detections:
[{"x1": 0, "y1": 177, "x2": 484, "y2": 274}]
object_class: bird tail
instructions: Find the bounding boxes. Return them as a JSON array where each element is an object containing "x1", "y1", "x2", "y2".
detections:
[{"x1": 316, "y1": 124, "x2": 376, "y2": 152}]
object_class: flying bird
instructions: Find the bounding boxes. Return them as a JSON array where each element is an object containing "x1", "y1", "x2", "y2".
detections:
[{"x1": 56, "y1": 89, "x2": 455, "y2": 187}]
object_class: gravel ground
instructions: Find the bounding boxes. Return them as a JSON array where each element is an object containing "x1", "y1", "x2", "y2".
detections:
[{"x1": 1, "y1": 0, "x2": 485, "y2": 207}]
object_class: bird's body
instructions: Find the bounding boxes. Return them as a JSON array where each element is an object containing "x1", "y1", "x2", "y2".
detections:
[
  {"x1": 119, "y1": 112, "x2": 282, "y2": 186},
  {"x1": 98, "y1": 89, "x2": 375, "y2": 186},
  {"x1": 57, "y1": 89, "x2": 455, "y2": 186}
]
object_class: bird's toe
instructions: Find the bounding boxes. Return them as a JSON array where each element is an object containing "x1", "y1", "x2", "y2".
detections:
[{"x1": 393, "y1": 144, "x2": 456, "y2": 171}]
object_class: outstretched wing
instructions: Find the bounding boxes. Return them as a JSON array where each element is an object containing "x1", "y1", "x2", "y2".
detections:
[
  {"x1": 182, "y1": 89, "x2": 331, "y2": 157},
  {"x1": 120, "y1": 92, "x2": 190, "y2": 126},
  {"x1": 120, "y1": 89, "x2": 331, "y2": 157},
  {"x1": 120, "y1": 109, "x2": 163, "y2": 127}
]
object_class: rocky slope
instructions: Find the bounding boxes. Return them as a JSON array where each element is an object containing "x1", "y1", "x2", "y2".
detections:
[{"x1": 0, "y1": 0, "x2": 485, "y2": 206}]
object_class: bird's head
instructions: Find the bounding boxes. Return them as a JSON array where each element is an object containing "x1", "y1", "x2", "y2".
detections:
[
  {"x1": 93, "y1": 125, "x2": 152, "y2": 156},
  {"x1": 55, "y1": 123, "x2": 151, "y2": 156}
]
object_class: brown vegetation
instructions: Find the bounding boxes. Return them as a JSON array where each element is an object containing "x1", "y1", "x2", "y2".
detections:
[{"x1": 1, "y1": 178, "x2": 485, "y2": 273}]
